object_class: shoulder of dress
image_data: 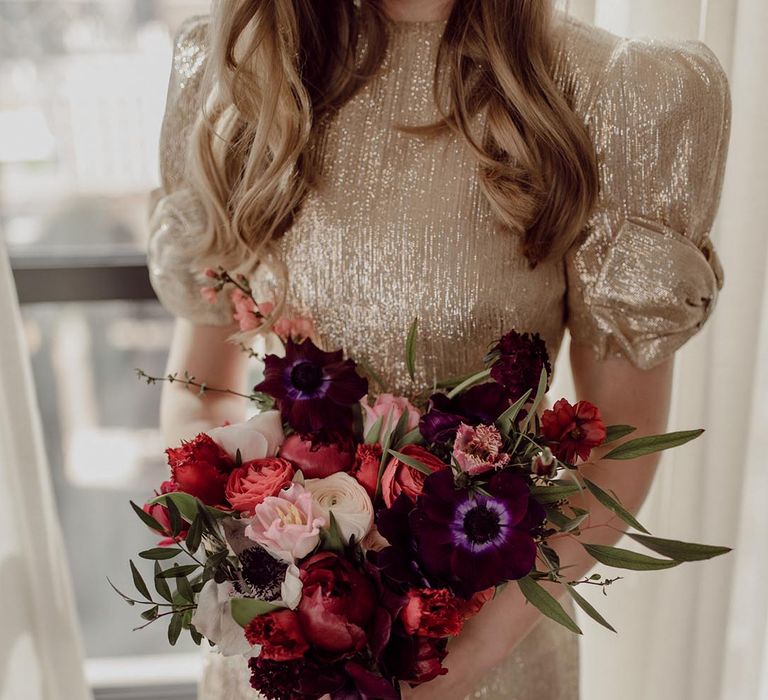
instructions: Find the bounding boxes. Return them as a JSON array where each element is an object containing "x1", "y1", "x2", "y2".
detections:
[
  {"x1": 551, "y1": 14, "x2": 730, "y2": 127},
  {"x1": 169, "y1": 15, "x2": 211, "y2": 88}
]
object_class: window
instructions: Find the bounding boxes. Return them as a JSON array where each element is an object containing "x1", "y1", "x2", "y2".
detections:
[{"x1": 2, "y1": 2, "x2": 210, "y2": 697}]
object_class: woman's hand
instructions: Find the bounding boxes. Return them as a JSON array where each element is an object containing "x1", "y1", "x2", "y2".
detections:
[{"x1": 160, "y1": 318, "x2": 250, "y2": 443}]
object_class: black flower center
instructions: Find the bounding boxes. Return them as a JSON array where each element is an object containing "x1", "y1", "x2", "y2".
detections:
[
  {"x1": 463, "y1": 505, "x2": 502, "y2": 544},
  {"x1": 290, "y1": 361, "x2": 324, "y2": 392},
  {"x1": 239, "y1": 546, "x2": 288, "y2": 600}
]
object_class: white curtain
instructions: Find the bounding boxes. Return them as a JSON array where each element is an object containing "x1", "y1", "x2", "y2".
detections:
[
  {"x1": 0, "y1": 240, "x2": 91, "y2": 700},
  {"x1": 559, "y1": 1, "x2": 768, "y2": 699}
]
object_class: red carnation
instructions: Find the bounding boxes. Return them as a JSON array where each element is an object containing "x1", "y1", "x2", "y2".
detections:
[
  {"x1": 244, "y1": 610, "x2": 309, "y2": 661},
  {"x1": 166, "y1": 433, "x2": 235, "y2": 507},
  {"x1": 541, "y1": 399, "x2": 607, "y2": 464},
  {"x1": 400, "y1": 588, "x2": 466, "y2": 638}
]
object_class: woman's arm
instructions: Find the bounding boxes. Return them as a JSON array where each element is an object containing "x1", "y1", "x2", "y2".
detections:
[
  {"x1": 159, "y1": 319, "x2": 251, "y2": 445},
  {"x1": 405, "y1": 345, "x2": 674, "y2": 700}
]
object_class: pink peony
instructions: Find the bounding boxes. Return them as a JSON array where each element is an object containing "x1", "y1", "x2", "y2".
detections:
[
  {"x1": 361, "y1": 394, "x2": 420, "y2": 438},
  {"x1": 452, "y1": 423, "x2": 510, "y2": 475},
  {"x1": 244, "y1": 483, "x2": 327, "y2": 563},
  {"x1": 278, "y1": 434, "x2": 355, "y2": 479}
]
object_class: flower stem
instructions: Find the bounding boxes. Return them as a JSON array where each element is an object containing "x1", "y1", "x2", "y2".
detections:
[{"x1": 446, "y1": 368, "x2": 492, "y2": 399}]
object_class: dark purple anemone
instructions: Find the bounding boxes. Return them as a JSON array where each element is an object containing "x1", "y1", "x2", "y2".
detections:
[
  {"x1": 254, "y1": 338, "x2": 368, "y2": 435},
  {"x1": 410, "y1": 470, "x2": 541, "y2": 596},
  {"x1": 419, "y1": 382, "x2": 510, "y2": 444},
  {"x1": 488, "y1": 330, "x2": 551, "y2": 402}
]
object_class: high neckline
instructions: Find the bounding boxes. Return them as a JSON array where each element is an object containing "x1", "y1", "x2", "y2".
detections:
[{"x1": 387, "y1": 17, "x2": 448, "y2": 33}]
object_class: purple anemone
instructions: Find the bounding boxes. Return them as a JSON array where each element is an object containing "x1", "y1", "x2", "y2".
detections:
[
  {"x1": 410, "y1": 469, "x2": 541, "y2": 596},
  {"x1": 254, "y1": 338, "x2": 368, "y2": 436}
]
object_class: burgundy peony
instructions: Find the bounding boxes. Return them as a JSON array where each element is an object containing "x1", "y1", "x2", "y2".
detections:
[
  {"x1": 297, "y1": 552, "x2": 377, "y2": 656},
  {"x1": 142, "y1": 480, "x2": 189, "y2": 546},
  {"x1": 254, "y1": 338, "x2": 368, "y2": 436},
  {"x1": 351, "y1": 443, "x2": 383, "y2": 500},
  {"x1": 380, "y1": 445, "x2": 449, "y2": 507},
  {"x1": 541, "y1": 398, "x2": 607, "y2": 464},
  {"x1": 165, "y1": 433, "x2": 235, "y2": 506},
  {"x1": 278, "y1": 433, "x2": 355, "y2": 479},
  {"x1": 419, "y1": 382, "x2": 510, "y2": 444},
  {"x1": 249, "y1": 656, "x2": 345, "y2": 700},
  {"x1": 243, "y1": 609, "x2": 308, "y2": 661},
  {"x1": 488, "y1": 330, "x2": 552, "y2": 402},
  {"x1": 225, "y1": 457, "x2": 295, "y2": 514},
  {"x1": 410, "y1": 469, "x2": 539, "y2": 596}
]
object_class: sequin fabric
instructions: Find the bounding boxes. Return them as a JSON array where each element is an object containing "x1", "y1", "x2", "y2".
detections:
[{"x1": 148, "y1": 12, "x2": 730, "y2": 700}]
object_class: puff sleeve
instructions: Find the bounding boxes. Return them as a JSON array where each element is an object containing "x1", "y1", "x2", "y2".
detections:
[
  {"x1": 565, "y1": 37, "x2": 730, "y2": 369},
  {"x1": 147, "y1": 16, "x2": 233, "y2": 325}
]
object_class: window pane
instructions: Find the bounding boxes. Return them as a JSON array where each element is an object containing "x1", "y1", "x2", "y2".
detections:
[{"x1": 0, "y1": 0, "x2": 208, "y2": 257}]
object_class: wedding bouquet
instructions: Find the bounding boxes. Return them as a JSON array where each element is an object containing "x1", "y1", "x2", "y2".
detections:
[{"x1": 113, "y1": 270, "x2": 730, "y2": 700}]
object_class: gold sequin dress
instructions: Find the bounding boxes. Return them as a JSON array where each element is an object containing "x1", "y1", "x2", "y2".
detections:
[{"x1": 147, "y1": 13, "x2": 730, "y2": 700}]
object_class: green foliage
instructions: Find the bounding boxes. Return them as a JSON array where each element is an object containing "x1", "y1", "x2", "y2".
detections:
[
  {"x1": 517, "y1": 576, "x2": 582, "y2": 635},
  {"x1": 405, "y1": 318, "x2": 418, "y2": 382},
  {"x1": 387, "y1": 449, "x2": 432, "y2": 476},
  {"x1": 530, "y1": 483, "x2": 582, "y2": 504},
  {"x1": 602, "y1": 429, "x2": 704, "y2": 460},
  {"x1": 624, "y1": 533, "x2": 731, "y2": 562},
  {"x1": 582, "y1": 544, "x2": 679, "y2": 571},
  {"x1": 565, "y1": 585, "x2": 616, "y2": 633},
  {"x1": 603, "y1": 425, "x2": 637, "y2": 445},
  {"x1": 230, "y1": 598, "x2": 283, "y2": 628},
  {"x1": 583, "y1": 479, "x2": 649, "y2": 534}
]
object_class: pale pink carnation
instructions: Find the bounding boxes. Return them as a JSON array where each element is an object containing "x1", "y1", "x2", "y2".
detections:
[
  {"x1": 244, "y1": 483, "x2": 326, "y2": 563},
  {"x1": 361, "y1": 394, "x2": 420, "y2": 437},
  {"x1": 452, "y1": 423, "x2": 510, "y2": 475}
]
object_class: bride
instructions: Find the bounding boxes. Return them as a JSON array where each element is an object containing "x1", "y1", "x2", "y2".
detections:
[{"x1": 147, "y1": 0, "x2": 730, "y2": 697}]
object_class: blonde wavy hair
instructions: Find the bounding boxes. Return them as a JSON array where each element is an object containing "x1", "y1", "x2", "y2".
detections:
[{"x1": 191, "y1": 0, "x2": 598, "y2": 282}]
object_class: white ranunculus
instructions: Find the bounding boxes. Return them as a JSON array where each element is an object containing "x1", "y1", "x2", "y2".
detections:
[
  {"x1": 207, "y1": 410, "x2": 284, "y2": 461},
  {"x1": 304, "y1": 472, "x2": 374, "y2": 544},
  {"x1": 191, "y1": 580, "x2": 259, "y2": 657}
]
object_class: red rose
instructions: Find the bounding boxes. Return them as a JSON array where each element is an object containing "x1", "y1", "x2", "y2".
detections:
[
  {"x1": 244, "y1": 609, "x2": 309, "y2": 661},
  {"x1": 166, "y1": 433, "x2": 234, "y2": 506},
  {"x1": 541, "y1": 399, "x2": 607, "y2": 464},
  {"x1": 386, "y1": 635, "x2": 448, "y2": 685},
  {"x1": 225, "y1": 457, "x2": 295, "y2": 514},
  {"x1": 297, "y1": 552, "x2": 377, "y2": 656},
  {"x1": 400, "y1": 588, "x2": 466, "y2": 637},
  {"x1": 279, "y1": 434, "x2": 355, "y2": 479},
  {"x1": 380, "y1": 445, "x2": 448, "y2": 507},
  {"x1": 142, "y1": 480, "x2": 189, "y2": 546},
  {"x1": 351, "y1": 443, "x2": 382, "y2": 499}
]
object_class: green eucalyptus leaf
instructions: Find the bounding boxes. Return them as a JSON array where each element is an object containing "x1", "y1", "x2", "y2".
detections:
[
  {"x1": 154, "y1": 561, "x2": 173, "y2": 603},
  {"x1": 157, "y1": 564, "x2": 200, "y2": 579},
  {"x1": 583, "y1": 479, "x2": 649, "y2": 534},
  {"x1": 565, "y1": 585, "x2": 616, "y2": 633},
  {"x1": 517, "y1": 576, "x2": 582, "y2": 635},
  {"x1": 446, "y1": 369, "x2": 492, "y2": 400},
  {"x1": 166, "y1": 498, "x2": 183, "y2": 537},
  {"x1": 230, "y1": 598, "x2": 283, "y2": 627},
  {"x1": 177, "y1": 575, "x2": 195, "y2": 603},
  {"x1": 139, "y1": 547, "x2": 181, "y2": 561},
  {"x1": 130, "y1": 500, "x2": 163, "y2": 532},
  {"x1": 603, "y1": 425, "x2": 637, "y2": 445},
  {"x1": 387, "y1": 449, "x2": 432, "y2": 476},
  {"x1": 190, "y1": 624, "x2": 203, "y2": 646},
  {"x1": 495, "y1": 388, "x2": 533, "y2": 437},
  {"x1": 520, "y1": 367, "x2": 549, "y2": 433},
  {"x1": 364, "y1": 415, "x2": 384, "y2": 446},
  {"x1": 389, "y1": 407, "x2": 412, "y2": 449},
  {"x1": 140, "y1": 605, "x2": 159, "y2": 621},
  {"x1": 602, "y1": 429, "x2": 704, "y2": 460},
  {"x1": 375, "y1": 423, "x2": 395, "y2": 501},
  {"x1": 582, "y1": 544, "x2": 679, "y2": 571},
  {"x1": 167, "y1": 612, "x2": 183, "y2": 646},
  {"x1": 530, "y1": 483, "x2": 581, "y2": 504},
  {"x1": 129, "y1": 560, "x2": 152, "y2": 601},
  {"x1": 185, "y1": 515, "x2": 204, "y2": 554},
  {"x1": 624, "y1": 533, "x2": 732, "y2": 562},
  {"x1": 405, "y1": 317, "x2": 418, "y2": 382},
  {"x1": 320, "y1": 511, "x2": 347, "y2": 553},
  {"x1": 150, "y1": 492, "x2": 229, "y2": 523},
  {"x1": 397, "y1": 427, "x2": 422, "y2": 448}
]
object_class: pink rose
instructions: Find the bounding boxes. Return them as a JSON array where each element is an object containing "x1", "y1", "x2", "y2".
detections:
[
  {"x1": 244, "y1": 483, "x2": 326, "y2": 562},
  {"x1": 278, "y1": 434, "x2": 355, "y2": 479},
  {"x1": 381, "y1": 445, "x2": 448, "y2": 507},
  {"x1": 452, "y1": 423, "x2": 510, "y2": 475},
  {"x1": 361, "y1": 394, "x2": 420, "y2": 438},
  {"x1": 225, "y1": 457, "x2": 295, "y2": 515}
]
